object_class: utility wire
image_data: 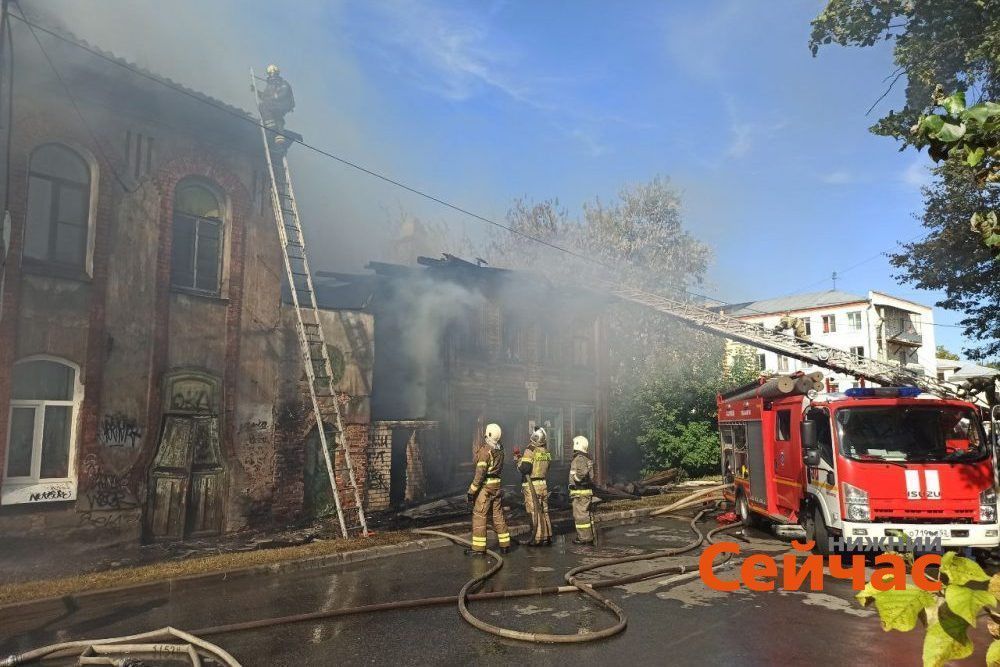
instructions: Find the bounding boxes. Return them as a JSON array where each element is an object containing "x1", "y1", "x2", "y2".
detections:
[{"x1": 14, "y1": 1, "x2": 133, "y2": 192}]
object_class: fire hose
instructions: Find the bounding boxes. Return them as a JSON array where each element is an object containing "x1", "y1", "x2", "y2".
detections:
[{"x1": 4, "y1": 485, "x2": 737, "y2": 662}]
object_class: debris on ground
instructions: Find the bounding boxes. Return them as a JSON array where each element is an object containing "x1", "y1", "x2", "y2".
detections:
[{"x1": 715, "y1": 511, "x2": 739, "y2": 524}]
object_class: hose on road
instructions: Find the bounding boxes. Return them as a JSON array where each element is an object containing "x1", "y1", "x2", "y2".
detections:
[{"x1": 5, "y1": 485, "x2": 739, "y2": 661}]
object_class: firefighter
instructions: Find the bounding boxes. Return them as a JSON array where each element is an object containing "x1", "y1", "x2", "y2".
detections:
[
  {"x1": 467, "y1": 423, "x2": 511, "y2": 556},
  {"x1": 774, "y1": 311, "x2": 809, "y2": 341},
  {"x1": 569, "y1": 435, "x2": 595, "y2": 544},
  {"x1": 517, "y1": 427, "x2": 553, "y2": 546}
]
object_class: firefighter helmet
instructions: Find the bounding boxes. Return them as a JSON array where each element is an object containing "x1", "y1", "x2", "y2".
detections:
[
  {"x1": 484, "y1": 423, "x2": 502, "y2": 443},
  {"x1": 266, "y1": 64, "x2": 281, "y2": 76},
  {"x1": 530, "y1": 427, "x2": 547, "y2": 446},
  {"x1": 573, "y1": 436, "x2": 589, "y2": 454}
]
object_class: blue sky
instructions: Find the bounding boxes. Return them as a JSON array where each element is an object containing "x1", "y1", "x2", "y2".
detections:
[{"x1": 46, "y1": 0, "x2": 971, "y2": 355}]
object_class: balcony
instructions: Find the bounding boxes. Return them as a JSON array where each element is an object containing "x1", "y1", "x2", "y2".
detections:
[{"x1": 884, "y1": 317, "x2": 922, "y2": 347}]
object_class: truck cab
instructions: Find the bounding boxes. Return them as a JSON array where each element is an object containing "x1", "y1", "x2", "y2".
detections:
[{"x1": 720, "y1": 384, "x2": 1000, "y2": 552}]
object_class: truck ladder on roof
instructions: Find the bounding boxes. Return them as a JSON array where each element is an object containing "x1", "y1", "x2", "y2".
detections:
[
  {"x1": 250, "y1": 68, "x2": 368, "y2": 538},
  {"x1": 593, "y1": 279, "x2": 972, "y2": 403}
]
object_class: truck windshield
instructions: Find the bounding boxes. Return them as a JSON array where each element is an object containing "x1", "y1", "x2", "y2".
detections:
[{"x1": 835, "y1": 405, "x2": 988, "y2": 463}]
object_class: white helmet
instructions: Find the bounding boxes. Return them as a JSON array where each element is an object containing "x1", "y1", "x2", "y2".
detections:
[
  {"x1": 530, "y1": 427, "x2": 547, "y2": 446},
  {"x1": 484, "y1": 423, "x2": 502, "y2": 443},
  {"x1": 266, "y1": 63, "x2": 281, "y2": 76},
  {"x1": 573, "y1": 435, "x2": 589, "y2": 454}
]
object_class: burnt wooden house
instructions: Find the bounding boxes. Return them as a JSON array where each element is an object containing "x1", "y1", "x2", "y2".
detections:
[{"x1": 316, "y1": 254, "x2": 610, "y2": 504}]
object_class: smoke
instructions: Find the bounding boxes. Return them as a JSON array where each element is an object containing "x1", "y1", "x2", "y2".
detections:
[{"x1": 20, "y1": 0, "x2": 474, "y2": 271}]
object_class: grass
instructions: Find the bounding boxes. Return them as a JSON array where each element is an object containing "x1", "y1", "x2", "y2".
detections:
[{"x1": 0, "y1": 531, "x2": 414, "y2": 607}]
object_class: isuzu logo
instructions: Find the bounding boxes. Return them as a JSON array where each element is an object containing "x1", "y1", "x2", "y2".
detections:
[{"x1": 904, "y1": 469, "x2": 941, "y2": 500}]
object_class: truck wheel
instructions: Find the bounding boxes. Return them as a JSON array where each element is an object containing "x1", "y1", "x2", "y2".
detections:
[
  {"x1": 736, "y1": 491, "x2": 760, "y2": 529},
  {"x1": 805, "y1": 505, "x2": 831, "y2": 556}
]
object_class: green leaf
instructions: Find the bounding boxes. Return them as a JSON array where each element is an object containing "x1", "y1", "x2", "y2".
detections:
[
  {"x1": 920, "y1": 114, "x2": 944, "y2": 135},
  {"x1": 857, "y1": 581, "x2": 879, "y2": 606},
  {"x1": 964, "y1": 103, "x2": 1000, "y2": 124},
  {"x1": 968, "y1": 146, "x2": 986, "y2": 167},
  {"x1": 934, "y1": 122, "x2": 966, "y2": 142},
  {"x1": 944, "y1": 584, "x2": 996, "y2": 625},
  {"x1": 923, "y1": 608, "x2": 973, "y2": 667},
  {"x1": 942, "y1": 91, "x2": 967, "y2": 115},
  {"x1": 987, "y1": 639, "x2": 1000, "y2": 667},
  {"x1": 874, "y1": 587, "x2": 936, "y2": 632},
  {"x1": 941, "y1": 552, "x2": 990, "y2": 585},
  {"x1": 989, "y1": 574, "x2": 1000, "y2": 599}
]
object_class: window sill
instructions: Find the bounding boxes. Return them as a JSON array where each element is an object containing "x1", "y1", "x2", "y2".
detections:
[
  {"x1": 20, "y1": 259, "x2": 92, "y2": 284},
  {"x1": 1, "y1": 479, "x2": 77, "y2": 506},
  {"x1": 170, "y1": 287, "x2": 229, "y2": 304}
]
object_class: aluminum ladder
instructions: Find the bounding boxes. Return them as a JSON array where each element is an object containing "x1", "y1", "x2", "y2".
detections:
[{"x1": 250, "y1": 68, "x2": 368, "y2": 537}]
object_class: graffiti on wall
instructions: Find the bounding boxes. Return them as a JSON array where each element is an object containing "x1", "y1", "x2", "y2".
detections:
[
  {"x1": 81, "y1": 453, "x2": 138, "y2": 511},
  {"x1": 366, "y1": 428, "x2": 391, "y2": 495},
  {"x1": 0, "y1": 480, "x2": 76, "y2": 505},
  {"x1": 99, "y1": 412, "x2": 142, "y2": 448}
]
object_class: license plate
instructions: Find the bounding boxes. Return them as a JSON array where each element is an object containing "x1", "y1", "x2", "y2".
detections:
[{"x1": 902, "y1": 528, "x2": 947, "y2": 539}]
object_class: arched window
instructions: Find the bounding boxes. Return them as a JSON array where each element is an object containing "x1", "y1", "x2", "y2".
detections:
[
  {"x1": 23, "y1": 144, "x2": 91, "y2": 269},
  {"x1": 171, "y1": 180, "x2": 224, "y2": 294},
  {"x1": 5, "y1": 358, "x2": 80, "y2": 484}
]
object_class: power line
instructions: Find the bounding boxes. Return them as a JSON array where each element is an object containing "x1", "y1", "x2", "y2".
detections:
[
  {"x1": 13, "y1": 1, "x2": 132, "y2": 192},
  {"x1": 10, "y1": 10, "x2": 746, "y2": 310}
]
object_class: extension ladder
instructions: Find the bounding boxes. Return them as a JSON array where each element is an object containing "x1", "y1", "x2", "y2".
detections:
[{"x1": 250, "y1": 68, "x2": 368, "y2": 537}]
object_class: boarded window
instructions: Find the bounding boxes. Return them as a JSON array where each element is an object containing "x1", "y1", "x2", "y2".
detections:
[{"x1": 24, "y1": 144, "x2": 90, "y2": 269}]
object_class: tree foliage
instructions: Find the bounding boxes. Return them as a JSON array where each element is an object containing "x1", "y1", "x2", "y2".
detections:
[
  {"x1": 481, "y1": 177, "x2": 732, "y2": 479},
  {"x1": 811, "y1": 0, "x2": 1000, "y2": 358},
  {"x1": 936, "y1": 344, "x2": 960, "y2": 361}
]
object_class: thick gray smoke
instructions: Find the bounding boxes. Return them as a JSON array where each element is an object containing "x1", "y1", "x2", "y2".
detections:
[{"x1": 23, "y1": 0, "x2": 473, "y2": 271}]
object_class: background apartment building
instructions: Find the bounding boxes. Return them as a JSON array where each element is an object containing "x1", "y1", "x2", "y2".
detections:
[{"x1": 718, "y1": 290, "x2": 937, "y2": 391}]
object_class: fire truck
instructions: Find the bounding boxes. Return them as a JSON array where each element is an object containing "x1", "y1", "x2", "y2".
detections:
[{"x1": 718, "y1": 374, "x2": 999, "y2": 553}]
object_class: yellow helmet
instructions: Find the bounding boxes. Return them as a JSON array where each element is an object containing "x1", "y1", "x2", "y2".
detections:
[{"x1": 573, "y1": 436, "x2": 589, "y2": 454}]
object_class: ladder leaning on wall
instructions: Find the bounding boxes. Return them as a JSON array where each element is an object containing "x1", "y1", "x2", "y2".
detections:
[{"x1": 249, "y1": 68, "x2": 368, "y2": 538}]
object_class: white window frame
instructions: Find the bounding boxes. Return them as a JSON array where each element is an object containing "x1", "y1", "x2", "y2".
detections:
[
  {"x1": 822, "y1": 314, "x2": 837, "y2": 334},
  {"x1": 777, "y1": 354, "x2": 790, "y2": 372},
  {"x1": 850, "y1": 345, "x2": 865, "y2": 357},
  {"x1": 847, "y1": 311, "x2": 863, "y2": 331},
  {"x1": 2, "y1": 355, "x2": 82, "y2": 505}
]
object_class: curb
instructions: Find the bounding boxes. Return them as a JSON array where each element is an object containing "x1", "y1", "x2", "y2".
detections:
[{"x1": 0, "y1": 505, "x2": 666, "y2": 616}]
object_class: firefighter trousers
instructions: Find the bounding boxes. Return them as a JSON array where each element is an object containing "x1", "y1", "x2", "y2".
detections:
[
  {"x1": 471, "y1": 482, "x2": 510, "y2": 552},
  {"x1": 571, "y1": 490, "x2": 594, "y2": 542},
  {"x1": 522, "y1": 479, "x2": 552, "y2": 543}
]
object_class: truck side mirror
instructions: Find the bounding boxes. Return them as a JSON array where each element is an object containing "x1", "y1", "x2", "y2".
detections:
[{"x1": 800, "y1": 420, "x2": 817, "y2": 449}]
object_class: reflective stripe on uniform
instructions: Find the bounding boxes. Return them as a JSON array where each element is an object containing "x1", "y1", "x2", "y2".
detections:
[
  {"x1": 476, "y1": 461, "x2": 488, "y2": 467},
  {"x1": 497, "y1": 532, "x2": 510, "y2": 543},
  {"x1": 575, "y1": 523, "x2": 592, "y2": 530},
  {"x1": 469, "y1": 485, "x2": 480, "y2": 493},
  {"x1": 471, "y1": 536, "x2": 487, "y2": 545},
  {"x1": 531, "y1": 479, "x2": 546, "y2": 486},
  {"x1": 570, "y1": 489, "x2": 593, "y2": 497}
]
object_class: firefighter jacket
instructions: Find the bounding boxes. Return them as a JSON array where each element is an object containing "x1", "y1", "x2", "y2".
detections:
[
  {"x1": 518, "y1": 444, "x2": 551, "y2": 480},
  {"x1": 569, "y1": 452, "x2": 593, "y2": 491},
  {"x1": 469, "y1": 443, "x2": 504, "y2": 494}
]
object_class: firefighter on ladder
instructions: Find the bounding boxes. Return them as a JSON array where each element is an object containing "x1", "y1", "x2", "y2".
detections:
[
  {"x1": 467, "y1": 423, "x2": 511, "y2": 556},
  {"x1": 569, "y1": 435, "x2": 595, "y2": 544},
  {"x1": 517, "y1": 427, "x2": 553, "y2": 546}
]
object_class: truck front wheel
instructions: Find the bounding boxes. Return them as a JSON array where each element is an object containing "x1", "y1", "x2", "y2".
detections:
[{"x1": 803, "y1": 505, "x2": 831, "y2": 556}]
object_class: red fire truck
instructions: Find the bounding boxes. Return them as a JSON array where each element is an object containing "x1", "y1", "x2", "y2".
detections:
[{"x1": 719, "y1": 374, "x2": 999, "y2": 554}]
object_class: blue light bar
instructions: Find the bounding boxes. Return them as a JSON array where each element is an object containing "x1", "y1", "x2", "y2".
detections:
[{"x1": 844, "y1": 386, "x2": 922, "y2": 398}]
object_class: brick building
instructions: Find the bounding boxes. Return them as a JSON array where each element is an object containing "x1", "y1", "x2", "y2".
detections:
[{"x1": 0, "y1": 28, "x2": 372, "y2": 548}]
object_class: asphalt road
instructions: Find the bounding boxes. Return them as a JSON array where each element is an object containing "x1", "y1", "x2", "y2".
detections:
[{"x1": 1, "y1": 516, "x2": 992, "y2": 666}]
